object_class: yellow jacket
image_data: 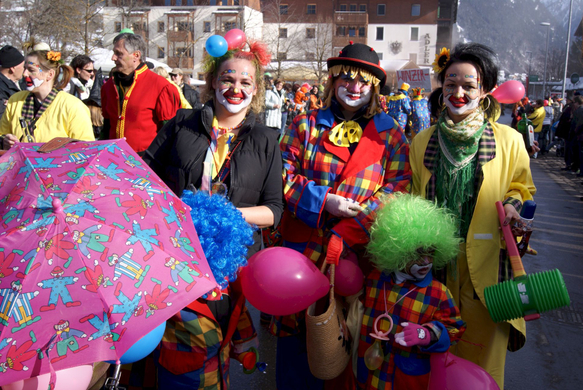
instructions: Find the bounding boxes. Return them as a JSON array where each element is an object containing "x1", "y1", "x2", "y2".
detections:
[
  {"x1": 170, "y1": 80, "x2": 192, "y2": 109},
  {"x1": 527, "y1": 106, "x2": 545, "y2": 133},
  {"x1": 410, "y1": 121, "x2": 536, "y2": 346},
  {"x1": 0, "y1": 91, "x2": 94, "y2": 143}
]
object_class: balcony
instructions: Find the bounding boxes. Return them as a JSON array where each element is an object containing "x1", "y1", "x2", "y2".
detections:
[
  {"x1": 167, "y1": 30, "x2": 193, "y2": 42},
  {"x1": 168, "y1": 56, "x2": 194, "y2": 69},
  {"x1": 332, "y1": 36, "x2": 366, "y2": 49},
  {"x1": 334, "y1": 11, "x2": 368, "y2": 26}
]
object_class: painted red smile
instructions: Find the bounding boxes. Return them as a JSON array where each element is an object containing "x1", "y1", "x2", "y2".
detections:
[
  {"x1": 448, "y1": 96, "x2": 468, "y2": 108},
  {"x1": 223, "y1": 91, "x2": 245, "y2": 105},
  {"x1": 347, "y1": 93, "x2": 361, "y2": 100},
  {"x1": 24, "y1": 77, "x2": 33, "y2": 87}
]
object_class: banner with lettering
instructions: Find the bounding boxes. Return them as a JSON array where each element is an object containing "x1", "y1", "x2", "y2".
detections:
[{"x1": 396, "y1": 68, "x2": 432, "y2": 91}]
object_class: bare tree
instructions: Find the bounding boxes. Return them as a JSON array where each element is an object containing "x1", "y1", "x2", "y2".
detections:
[
  {"x1": 300, "y1": 16, "x2": 333, "y2": 84},
  {"x1": 261, "y1": 0, "x2": 303, "y2": 79}
]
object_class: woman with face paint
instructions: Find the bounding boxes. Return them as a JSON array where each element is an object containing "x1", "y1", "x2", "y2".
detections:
[
  {"x1": 410, "y1": 43, "x2": 536, "y2": 389},
  {"x1": 141, "y1": 40, "x2": 283, "y2": 390},
  {"x1": 0, "y1": 50, "x2": 94, "y2": 149},
  {"x1": 274, "y1": 42, "x2": 411, "y2": 390}
]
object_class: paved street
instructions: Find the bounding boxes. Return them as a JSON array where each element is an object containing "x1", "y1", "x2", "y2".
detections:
[{"x1": 231, "y1": 112, "x2": 583, "y2": 390}]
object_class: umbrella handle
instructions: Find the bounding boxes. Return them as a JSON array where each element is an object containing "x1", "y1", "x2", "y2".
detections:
[
  {"x1": 496, "y1": 201, "x2": 526, "y2": 279},
  {"x1": 104, "y1": 362, "x2": 122, "y2": 390}
]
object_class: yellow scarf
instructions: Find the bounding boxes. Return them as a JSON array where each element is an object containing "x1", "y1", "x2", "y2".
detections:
[{"x1": 328, "y1": 121, "x2": 363, "y2": 147}]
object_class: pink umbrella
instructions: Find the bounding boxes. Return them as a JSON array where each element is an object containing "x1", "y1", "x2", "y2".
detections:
[{"x1": 0, "y1": 139, "x2": 219, "y2": 387}]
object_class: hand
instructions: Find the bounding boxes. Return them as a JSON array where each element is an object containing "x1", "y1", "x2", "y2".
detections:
[
  {"x1": 325, "y1": 194, "x2": 363, "y2": 218},
  {"x1": 395, "y1": 322, "x2": 431, "y2": 347},
  {"x1": 2, "y1": 134, "x2": 18, "y2": 150},
  {"x1": 528, "y1": 140, "x2": 540, "y2": 156},
  {"x1": 274, "y1": 104, "x2": 280, "y2": 109},
  {"x1": 502, "y1": 203, "x2": 520, "y2": 226}
]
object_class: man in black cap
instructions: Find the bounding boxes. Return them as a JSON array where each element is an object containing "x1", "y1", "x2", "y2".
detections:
[
  {"x1": 274, "y1": 42, "x2": 412, "y2": 389},
  {"x1": 0, "y1": 45, "x2": 25, "y2": 118}
]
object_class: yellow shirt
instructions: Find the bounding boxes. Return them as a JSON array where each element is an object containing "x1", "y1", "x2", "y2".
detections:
[
  {"x1": 0, "y1": 91, "x2": 94, "y2": 143},
  {"x1": 527, "y1": 106, "x2": 545, "y2": 133}
]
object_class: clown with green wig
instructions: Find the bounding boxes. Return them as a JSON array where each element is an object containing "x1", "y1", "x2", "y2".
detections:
[{"x1": 357, "y1": 193, "x2": 466, "y2": 390}]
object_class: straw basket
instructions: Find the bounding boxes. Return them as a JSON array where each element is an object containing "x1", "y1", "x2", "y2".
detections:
[{"x1": 305, "y1": 262, "x2": 351, "y2": 380}]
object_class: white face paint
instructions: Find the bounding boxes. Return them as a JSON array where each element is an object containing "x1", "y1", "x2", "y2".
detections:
[
  {"x1": 26, "y1": 77, "x2": 44, "y2": 91},
  {"x1": 215, "y1": 87, "x2": 253, "y2": 114},
  {"x1": 337, "y1": 85, "x2": 372, "y2": 108},
  {"x1": 408, "y1": 263, "x2": 433, "y2": 280},
  {"x1": 444, "y1": 93, "x2": 480, "y2": 116}
]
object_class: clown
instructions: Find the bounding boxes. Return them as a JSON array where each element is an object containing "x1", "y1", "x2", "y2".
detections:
[
  {"x1": 387, "y1": 82, "x2": 412, "y2": 130},
  {"x1": 410, "y1": 88, "x2": 430, "y2": 137},
  {"x1": 357, "y1": 193, "x2": 466, "y2": 390},
  {"x1": 274, "y1": 42, "x2": 411, "y2": 389}
]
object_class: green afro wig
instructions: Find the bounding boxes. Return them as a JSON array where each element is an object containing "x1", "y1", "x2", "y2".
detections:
[{"x1": 367, "y1": 193, "x2": 461, "y2": 273}]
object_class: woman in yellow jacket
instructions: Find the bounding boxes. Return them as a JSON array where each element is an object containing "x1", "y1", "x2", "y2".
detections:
[
  {"x1": 0, "y1": 50, "x2": 94, "y2": 149},
  {"x1": 153, "y1": 66, "x2": 192, "y2": 109},
  {"x1": 410, "y1": 43, "x2": 536, "y2": 390}
]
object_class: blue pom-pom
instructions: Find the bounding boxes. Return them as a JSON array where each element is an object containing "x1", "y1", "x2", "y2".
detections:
[{"x1": 181, "y1": 190, "x2": 255, "y2": 290}]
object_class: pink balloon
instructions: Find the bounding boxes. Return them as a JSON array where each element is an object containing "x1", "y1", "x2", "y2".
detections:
[
  {"x1": 2, "y1": 364, "x2": 94, "y2": 390},
  {"x1": 328, "y1": 252, "x2": 364, "y2": 296},
  {"x1": 491, "y1": 80, "x2": 525, "y2": 104},
  {"x1": 224, "y1": 29, "x2": 246, "y2": 50},
  {"x1": 429, "y1": 352, "x2": 500, "y2": 390},
  {"x1": 240, "y1": 247, "x2": 330, "y2": 316}
]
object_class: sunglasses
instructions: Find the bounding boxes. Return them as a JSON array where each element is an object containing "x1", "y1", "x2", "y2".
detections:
[{"x1": 83, "y1": 69, "x2": 95, "y2": 74}]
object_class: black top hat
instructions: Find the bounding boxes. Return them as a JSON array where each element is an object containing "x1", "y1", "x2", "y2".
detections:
[{"x1": 327, "y1": 42, "x2": 386, "y2": 87}]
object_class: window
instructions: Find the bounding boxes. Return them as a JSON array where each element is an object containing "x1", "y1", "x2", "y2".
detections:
[
  {"x1": 280, "y1": 4, "x2": 288, "y2": 15},
  {"x1": 158, "y1": 21, "x2": 165, "y2": 33},
  {"x1": 204, "y1": 21, "x2": 211, "y2": 33},
  {"x1": 115, "y1": 21, "x2": 122, "y2": 33},
  {"x1": 358, "y1": 27, "x2": 365, "y2": 36},
  {"x1": 410, "y1": 27, "x2": 419, "y2": 41},
  {"x1": 307, "y1": 4, "x2": 316, "y2": 14},
  {"x1": 377, "y1": 52, "x2": 383, "y2": 60},
  {"x1": 306, "y1": 28, "x2": 316, "y2": 39},
  {"x1": 306, "y1": 52, "x2": 315, "y2": 61},
  {"x1": 349, "y1": 4, "x2": 356, "y2": 11},
  {"x1": 224, "y1": 21, "x2": 236, "y2": 31},
  {"x1": 359, "y1": 4, "x2": 366, "y2": 12},
  {"x1": 339, "y1": 4, "x2": 347, "y2": 11},
  {"x1": 409, "y1": 53, "x2": 417, "y2": 63},
  {"x1": 411, "y1": 4, "x2": 420, "y2": 16},
  {"x1": 198, "y1": 73, "x2": 205, "y2": 81},
  {"x1": 279, "y1": 28, "x2": 288, "y2": 38},
  {"x1": 377, "y1": 4, "x2": 385, "y2": 15},
  {"x1": 438, "y1": 5, "x2": 451, "y2": 19},
  {"x1": 348, "y1": 27, "x2": 356, "y2": 37},
  {"x1": 278, "y1": 52, "x2": 287, "y2": 61},
  {"x1": 157, "y1": 47, "x2": 165, "y2": 59},
  {"x1": 177, "y1": 21, "x2": 189, "y2": 31},
  {"x1": 336, "y1": 26, "x2": 346, "y2": 36},
  {"x1": 376, "y1": 26, "x2": 383, "y2": 40}
]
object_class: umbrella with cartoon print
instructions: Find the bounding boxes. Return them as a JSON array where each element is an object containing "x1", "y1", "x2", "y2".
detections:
[{"x1": 0, "y1": 138, "x2": 220, "y2": 387}]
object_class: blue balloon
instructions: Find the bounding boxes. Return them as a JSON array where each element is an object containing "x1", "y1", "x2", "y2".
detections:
[
  {"x1": 206, "y1": 35, "x2": 228, "y2": 57},
  {"x1": 106, "y1": 322, "x2": 166, "y2": 364}
]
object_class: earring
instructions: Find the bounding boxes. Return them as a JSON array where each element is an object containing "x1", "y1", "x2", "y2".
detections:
[
  {"x1": 439, "y1": 93, "x2": 446, "y2": 111},
  {"x1": 481, "y1": 97, "x2": 491, "y2": 111}
]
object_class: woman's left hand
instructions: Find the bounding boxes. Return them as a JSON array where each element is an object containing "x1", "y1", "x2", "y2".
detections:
[{"x1": 503, "y1": 203, "x2": 521, "y2": 226}]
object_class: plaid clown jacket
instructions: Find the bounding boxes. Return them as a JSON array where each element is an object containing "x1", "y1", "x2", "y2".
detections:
[
  {"x1": 272, "y1": 105, "x2": 411, "y2": 337},
  {"x1": 356, "y1": 270, "x2": 466, "y2": 390}
]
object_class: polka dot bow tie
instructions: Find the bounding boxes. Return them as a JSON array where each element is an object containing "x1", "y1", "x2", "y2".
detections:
[{"x1": 328, "y1": 121, "x2": 363, "y2": 147}]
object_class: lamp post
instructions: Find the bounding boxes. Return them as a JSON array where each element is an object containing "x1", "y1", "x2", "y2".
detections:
[
  {"x1": 526, "y1": 50, "x2": 532, "y2": 97},
  {"x1": 562, "y1": 0, "x2": 574, "y2": 99},
  {"x1": 541, "y1": 22, "x2": 551, "y2": 99}
]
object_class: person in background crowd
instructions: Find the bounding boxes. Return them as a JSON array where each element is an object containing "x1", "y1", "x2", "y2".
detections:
[
  {"x1": 307, "y1": 84, "x2": 321, "y2": 110},
  {"x1": 293, "y1": 84, "x2": 309, "y2": 112},
  {"x1": 101, "y1": 32, "x2": 180, "y2": 155},
  {"x1": 0, "y1": 50, "x2": 94, "y2": 149},
  {"x1": 68, "y1": 55, "x2": 95, "y2": 101},
  {"x1": 153, "y1": 66, "x2": 192, "y2": 109},
  {"x1": 275, "y1": 79, "x2": 291, "y2": 135},
  {"x1": 568, "y1": 95, "x2": 583, "y2": 175},
  {"x1": 0, "y1": 45, "x2": 25, "y2": 119},
  {"x1": 387, "y1": 82, "x2": 412, "y2": 130},
  {"x1": 411, "y1": 43, "x2": 535, "y2": 390},
  {"x1": 540, "y1": 99, "x2": 554, "y2": 154},
  {"x1": 556, "y1": 97, "x2": 574, "y2": 170},
  {"x1": 527, "y1": 99, "x2": 546, "y2": 158},
  {"x1": 410, "y1": 87, "x2": 430, "y2": 138},
  {"x1": 170, "y1": 67, "x2": 202, "y2": 110},
  {"x1": 141, "y1": 38, "x2": 283, "y2": 390},
  {"x1": 265, "y1": 75, "x2": 283, "y2": 134},
  {"x1": 274, "y1": 42, "x2": 411, "y2": 390}
]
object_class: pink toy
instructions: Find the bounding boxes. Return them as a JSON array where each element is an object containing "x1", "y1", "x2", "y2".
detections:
[
  {"x1": 429, "y1": 351, "x2": 500, "y2": 390},
  {"x1": 2, "y1": 364, "x2": 93, "y2": 390},
  {"x1": 491, "y1": 80, "x2": 525, "y2": 104},
  {"x1": 224, "y1": 29, "x2": 247, "y2": 50},
  {"x1": 328, "y1": 252, "x2": 363, "y2": 296}
]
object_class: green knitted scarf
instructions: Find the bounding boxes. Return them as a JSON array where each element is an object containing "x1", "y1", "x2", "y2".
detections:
[{"x1": 435, "y1": 109, "x2": 486, "y2": 239}]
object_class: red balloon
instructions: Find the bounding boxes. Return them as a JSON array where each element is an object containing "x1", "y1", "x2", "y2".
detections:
[
  {"x1": 240, "y1": 247, "x2": 330, "y2": 316},
  {"x1": 429, "y1": 352, "x2": 500, "y2": 390},
  {"x1": 491, "y1": 80, "x2": 525, "y2": 104},
  {"x1": 224, "y1": 28, "x2": 246, "y2": 50},
  {"x1": 328, "y1": 252, "x2": 364, "y2": 296}
]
